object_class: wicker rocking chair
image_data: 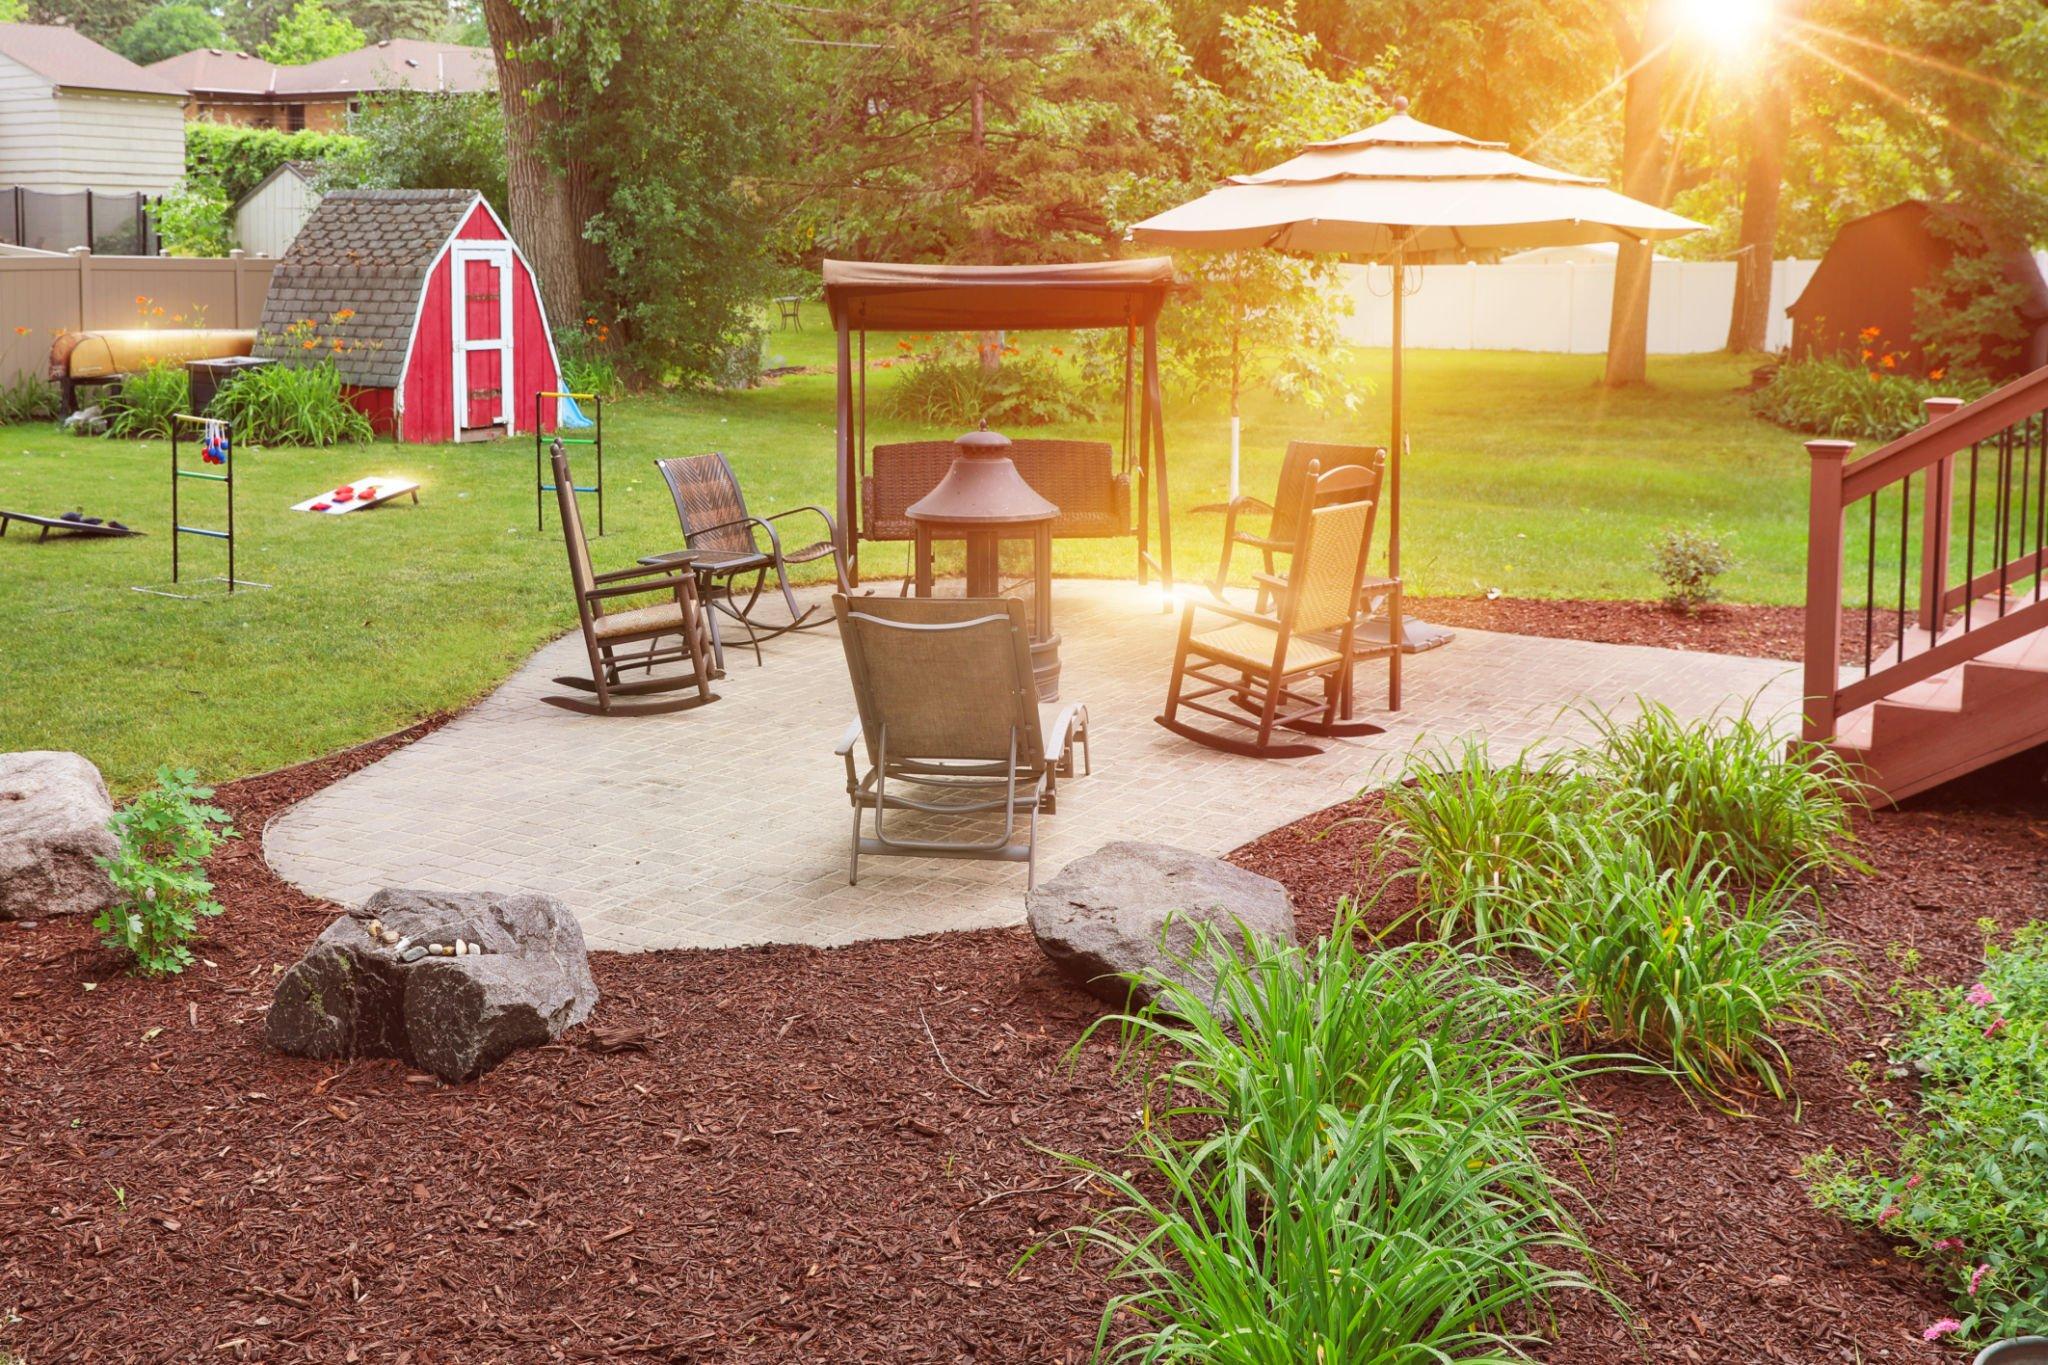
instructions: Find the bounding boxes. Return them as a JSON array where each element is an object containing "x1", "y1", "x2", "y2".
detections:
[
  {"x1": 1214, "y1": 441, "x2": 1388, "y2": 609},
  {"x1": 655, "y1": 453, "x2": 849, "y2": 665},
  {"x1": 1159, "y1": 462, "x2": 1381, "y2": 758},
  {"x1": 548, "y1": 441, "x2": 720, "y2": 717}
]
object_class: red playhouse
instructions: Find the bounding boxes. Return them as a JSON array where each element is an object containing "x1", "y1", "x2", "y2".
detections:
[{"x1": 254, "y1": 188, "x2": 560, "y2": 443}]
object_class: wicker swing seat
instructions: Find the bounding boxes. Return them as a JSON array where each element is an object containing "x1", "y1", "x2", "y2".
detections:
[{"x1": 862, "y1": 439, "x2": 1132, "y2": 542}]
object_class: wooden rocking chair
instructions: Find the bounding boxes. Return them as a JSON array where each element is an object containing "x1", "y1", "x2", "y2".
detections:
[
  {"x1": 1214, "y1": 441, "x2": 1388, "y2": 610},
  {"x1": 1159, "y1": 462, "x2": 1380, "y2": 758},
  {"x1": 549, "y1": 441, "x2": 720, "y2": 716}
]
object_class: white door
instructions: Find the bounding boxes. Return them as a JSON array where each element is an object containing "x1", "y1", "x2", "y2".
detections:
[{"x1": 451, "y1": 242, "x2": 514, "y2": 434}]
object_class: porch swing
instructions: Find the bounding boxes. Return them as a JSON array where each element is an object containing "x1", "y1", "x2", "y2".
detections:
[{"x1": 822, "y1": 258, "x2": 1179, "y2": 591}]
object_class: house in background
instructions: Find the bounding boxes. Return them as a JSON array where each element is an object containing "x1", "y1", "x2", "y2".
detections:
[
  {"x1": 232, "y1": 159, "x2": 322, "y2": 256},
  {"x1": 0, "y1": 23, "x2": 186, "y2": 194},
  {"x1": 148, "y1": 40, "x2": 492, "y2": 133}
]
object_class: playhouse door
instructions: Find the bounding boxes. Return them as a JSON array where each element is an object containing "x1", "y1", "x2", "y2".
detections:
[{"x1": 452, "y1": 245, "x2": 512, "y2": 434}]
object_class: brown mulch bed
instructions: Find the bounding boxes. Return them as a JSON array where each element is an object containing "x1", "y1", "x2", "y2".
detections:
[
  {"x1": 8, "y1": 717, "x2": 2048, "y2": 1361},
  {"x1": 1412, "y1": 594, "x2": 1915, "y2": 665}
]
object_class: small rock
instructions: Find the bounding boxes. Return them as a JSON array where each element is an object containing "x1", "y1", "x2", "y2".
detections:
[
  {"x1": 400, "y1": 946, "x2": 427, "y2": 963},
  {"x1": 1026, "y1": 842, "x2": 1297, "y2": 1021},
  {"x1": 0, "y1": 751, "x2": 120, "y2": 921},
  {"x1": 267, "y1": 889, "x2": 598, "y2": 1082}
]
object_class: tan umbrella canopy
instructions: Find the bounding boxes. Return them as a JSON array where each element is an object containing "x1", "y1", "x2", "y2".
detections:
[{"x1": 1131, "y1": 100, "x2": 1703, "y2": 647}]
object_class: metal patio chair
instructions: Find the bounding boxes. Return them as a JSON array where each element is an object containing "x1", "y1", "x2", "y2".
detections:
[
  {"x1": 548, "y1": 441, "x2": 720, "y2": 716},
  {"x1": 655, "y1": 453, "x2": 849, "y2": 666},
  {"x1": 833, "y1": 594, "x2": 1089, "y2": 888},
  {"x1": 1159, "y1": 462, "x2": 1382, "y2": 758}
]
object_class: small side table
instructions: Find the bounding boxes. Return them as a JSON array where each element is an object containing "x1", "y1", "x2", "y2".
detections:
[
  {"x1": 638, "y1": 549, "x2": 729, "y2": 673},
  {"x1": 775, "y1": 296, "x2": 802, "y2": 330}
]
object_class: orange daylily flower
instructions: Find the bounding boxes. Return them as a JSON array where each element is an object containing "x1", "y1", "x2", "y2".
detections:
[
  {"x1": 302, "y1": 339, "x2": 318, "y2": 350},
  {"x1": 1881, "y1": 353, "x2": 1898, "y2": 370},
  {"x1": 334, "y1": 308, "x2": 356, "y2": 321},
  {"x1": 1859, "y1": 325, "x2": 1882, "y2": 342},
  {"x1": 12, "y1": 325, "x2": 28, "y2": 336},
  {"x1": 1930, "y1": 367, "x2": 1948, "y2": 381}
]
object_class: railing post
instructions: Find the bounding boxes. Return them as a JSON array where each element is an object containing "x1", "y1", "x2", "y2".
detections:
[
  {"x1": 1918, "y1": 396, "x2": 1966, "y2": 630},
  {"x1": 1804, "y1": 438, "x2": 1856, "y2": 741}
]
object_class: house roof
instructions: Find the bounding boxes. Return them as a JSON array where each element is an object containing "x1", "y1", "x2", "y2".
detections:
[
  {"x1": 254, "y1": 188, "x2": 482, "y2": 388},
  {"x1": 0, "y1": 22, "x2": 188, "y2": 98},
  {"x1": 150, "y1": 39, "x2": 492, "y2": 99},
  {"x1": 1789, "y1": 200, "x2": 2048, "y2": 321}
]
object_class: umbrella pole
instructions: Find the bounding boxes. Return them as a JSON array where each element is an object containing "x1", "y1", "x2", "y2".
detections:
[{"x1": 1373, "y1": 245, "x2": 1455, "y2": 654}]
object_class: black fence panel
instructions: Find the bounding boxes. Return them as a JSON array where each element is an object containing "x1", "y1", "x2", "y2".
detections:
[{"x1": 1, "y1": 187, "x2": 158, "y2": 256}]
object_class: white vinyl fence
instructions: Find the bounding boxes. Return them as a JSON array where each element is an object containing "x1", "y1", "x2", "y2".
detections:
[{"x1": 1338, "y1": 257, "x2": 1820, "y2": 355}]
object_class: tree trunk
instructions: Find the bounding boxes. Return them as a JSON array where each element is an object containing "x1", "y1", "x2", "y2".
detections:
[
  {"x1": 1724, "y1": 81, "x2": 1791, "y2": 354},
  {"x1": 1602, "y1": 1, "x2": 1674, "y2": 389},
  {"x1": 481, "y1": 0, "x2": 585, "y2": 329}
]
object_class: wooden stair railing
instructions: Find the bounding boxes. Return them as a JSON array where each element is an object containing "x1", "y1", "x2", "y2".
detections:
[{"x1": 1804, "y1": 363, "x2": 2048, "y2": 748}]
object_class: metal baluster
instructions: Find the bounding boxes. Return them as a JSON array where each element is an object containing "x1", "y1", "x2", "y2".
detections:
[
  {"x1": 1998, "y1": 427, "x2": 2013, "y2": 617},
  {"x1": 2017, "y1": 420, "x2": 2030, "y2": 601},
  {"x1": 1966, "y1": 442, "x2": 1980, "y2": 631},
  {"x1": 1865, "y1": 494, "x2": 1878, "y2": 675},
  {"x1": 2035, "y1": 411, "x2": 2045, "y2": 602},
  {"x1": 1898, "y1": 472, "x2": 1911, "y2": 666}
]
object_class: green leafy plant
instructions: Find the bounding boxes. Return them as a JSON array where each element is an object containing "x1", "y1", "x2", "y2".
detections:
[
  {"x1": 554, "y1": 316, "x2": 623, "y2": 400},
  {"x1": 148, "y1": 178, "x2": 233, "y2": 258},
  {"x1": 1535, "y1": 836, "x2": 1845, "y2": 1102},
  {"x1": 1585, "y1": 699, "x2": 1866, "y2": 879},
  {"x1": 104, "y1": 363, "x2": 191, "y2": 439},
  {"x1": 1752, "y1": 351, "x2": 1992, "y2": 442},
  {"x1": 1649, "y1": 524, "x2": 1734, "y2": 612},
  {"x1": 92, "y1": 767, "x2": 235, "y2": 977},
  {"x1": 209, "y1": 359, "x2": 374, "y2": 446},
  {"x1": 1053, "y1": 913, "x2": 1605, "y2": 1362},
  {"x1": 1808, "y1": 922, "x2": 2048, "y2": 1342},
  {"x1": 0, "y1": 372, "x2": 59, "y2": 425},
  {"x1": 884, "y1": 344, "x2": 1093, "y2": 428},
  {"x1": 1376, "y1": 739, "x2": 1597, "y2": 944}
]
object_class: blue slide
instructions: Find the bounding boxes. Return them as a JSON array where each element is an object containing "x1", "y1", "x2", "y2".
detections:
[{"x1": 557, "y1": 393, "x2": 597, "y2": 429}]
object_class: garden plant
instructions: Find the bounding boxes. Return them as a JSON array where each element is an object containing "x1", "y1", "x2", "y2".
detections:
[{"x1": 92, "y1": 766, "x2": 236, "y2": 977}]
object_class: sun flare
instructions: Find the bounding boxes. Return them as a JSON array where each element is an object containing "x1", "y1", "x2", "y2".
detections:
[{"x1": 1674, "y1": 0, "x2": 1777, "y2": 57}]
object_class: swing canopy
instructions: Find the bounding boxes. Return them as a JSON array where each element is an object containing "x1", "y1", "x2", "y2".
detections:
[{"x1": 823, "y1": 257, "x2": 1181, "y2": 590}]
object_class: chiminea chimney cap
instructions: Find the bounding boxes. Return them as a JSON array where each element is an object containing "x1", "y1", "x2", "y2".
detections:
[{"x1": 955, "y1": 425, "x2": 1012, "y2": 455}]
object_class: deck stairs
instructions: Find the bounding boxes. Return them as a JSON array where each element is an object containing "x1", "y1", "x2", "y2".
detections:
[{"x1": 1803, "y1": 363, "x2": 2048, "y2": 802}]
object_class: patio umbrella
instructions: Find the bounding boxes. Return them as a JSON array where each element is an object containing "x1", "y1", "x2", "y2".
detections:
[{"x1": 1130, "y1": 99, "x2": 1704, "y2": 648}]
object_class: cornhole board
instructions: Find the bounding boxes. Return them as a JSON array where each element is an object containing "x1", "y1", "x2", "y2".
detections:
[
  {"x1": 292, "y1": 477, "x2": 421, "y2": 515},
  {"x1": 0, "y1": 510, "x2": 144, "y2": 540}
]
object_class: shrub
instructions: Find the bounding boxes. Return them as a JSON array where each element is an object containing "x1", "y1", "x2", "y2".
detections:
[
  {"x1": 208, "y1": 360, "x2": 374, "y2": 446},
  {"x1": 92, "y1": 767, "x2": 235, "y2": 977},
  {"x1": 149, "y1": 178, "x2": 233, "y2": 257},
  {"x1": 184, "y1": 123, "x2": 358, "y2": 207},
  {"x1": 1752, "y1": 353, "x2": 1993, "y2": 442},
  {"x1": 1586, "y1": 699, "x2": 1864, "y2": 879},
  {"x1": 1534, "y1": 838, "x2": 1844, "y2": 1102},
  {"x1": 1807, "y1": 923, "x2": 2048, "y2": 1341},
  {"x1": 1649, "y1": 524, "x2": 1733, "y2": 612},
  {"x1": 1377, "y1": 739, "x2": 1596, "y2": 944},
  {"x1": 104, "y1": 363, "x2": 191, "y2": 439},
  {"x1": 318, "y1": 90, "x2": 508, "y2": 219},
  {"x1": 0, "y1": 372, "x2": 59, "y2": 425},
  {"x1": 884, "y1": 347, "x2": 1093, "y2": 428},
  {"x1": 1056, "y1": 914, "x2": 1604, "y2": 1362}
]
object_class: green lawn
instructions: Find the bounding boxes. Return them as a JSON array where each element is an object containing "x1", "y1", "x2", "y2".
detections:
[{"x1": 0, "y1": 340, "x2": 1821, "y2": 792}]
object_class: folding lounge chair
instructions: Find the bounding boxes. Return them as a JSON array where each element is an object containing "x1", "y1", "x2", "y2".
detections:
[
  {"x1": 548, "y1": 441, "x2": 720, "y2": 716},
  {"x1": 655, "y1": 453, "x2": 849, "y2": 665},
  {"x1": 833, "y1": 594, "x2": 1089, "y2": 888},
  {"x1": 1159, "y1": 462, "x2": 1381, "y2": 758}
]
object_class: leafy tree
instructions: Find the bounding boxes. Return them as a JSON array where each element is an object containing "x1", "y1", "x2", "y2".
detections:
[
  {"x1": 257, "y1": 0, "x2": 364, "y2": 63},
  {"x1": 115, "y1": 2, "x2": 227, "y2": 65},
  {"x1": 25, "y1": 0, "x2": 149, "y2": 44},
  {"x1": 319, "y1": 90, "x2": 507, "y2": 217},
  {"x1": 226, "y1": 0, "x2": 445, "y2": 48},
  {"x1": 0, "y1": 0, "x2": 26, "y2": 21}
]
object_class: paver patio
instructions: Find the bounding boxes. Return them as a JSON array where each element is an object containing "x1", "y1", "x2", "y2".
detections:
[{"x1": 265, "y1": 579, "x2": 1801, "y2": 951}]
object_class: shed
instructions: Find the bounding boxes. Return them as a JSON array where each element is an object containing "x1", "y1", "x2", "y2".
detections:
[
  {"x1": 0, "y1": 23, "x2": 187, "y2": 193},
  {"x1": 1787, "y1": 200, "x2": 2048, "y2": 379},
  {"x1": 232, "y1": 160, "x2": 321, "y2": 257},
  {"x1": 254, "y1": 188, "x2": 559, "y2": 443}
]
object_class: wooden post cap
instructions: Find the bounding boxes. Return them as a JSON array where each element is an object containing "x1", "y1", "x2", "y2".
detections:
[
  {"x1": 1804, "y1": 438, "x2": 1856, "y2": 461},
  {"x1": 1923, "y1": 396, "x2": 1965, "y2": 419}
]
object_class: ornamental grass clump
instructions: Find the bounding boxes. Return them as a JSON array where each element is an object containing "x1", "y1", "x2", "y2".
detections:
[
  {"x1": 93, "y1": 767, "x2": 236, "y2": 977},
  {"x1": 1533, "y1": 835, "x2": 1847, "y2": 1103},
  {"x1": 1807, "y1": 922, "x2": 2048, "y2": 1343},
  {"x1": 208, "y1": 360, "x2": 373, "y2": 446},
  {"x1": 103, "y1": 362, "x2": 190, "y2": 439},
  {"x1": 1377, "y1": 739, "x2": 1597, "y2": 944},
  {"x1": 1585, "y1": 699, "x2": 1865, "y2": 880},
  {"x1": 1053, "y1": 913, "x2": 1609, "y2": 1363}
]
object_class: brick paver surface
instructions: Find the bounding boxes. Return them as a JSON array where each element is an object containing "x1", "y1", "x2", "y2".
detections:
[{"x1": 266, "y1": 581, "x2": 1800, "y2": 951}]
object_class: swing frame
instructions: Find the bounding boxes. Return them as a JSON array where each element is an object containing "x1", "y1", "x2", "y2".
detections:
[{"x1": 821, "y1": 258, "x2": 1178, "y2": 593}]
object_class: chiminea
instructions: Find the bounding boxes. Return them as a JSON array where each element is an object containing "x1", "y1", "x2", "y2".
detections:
[{"x1": 906, "y1": 426, "x2": 1062, "y2": 699}]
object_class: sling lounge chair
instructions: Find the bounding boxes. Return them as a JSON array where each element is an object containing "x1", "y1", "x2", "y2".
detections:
[
  {"x1": 833, "y1": 594, "x2": 1088, "y2": 888},
  {"x1": 549, "y1": 441, "x2": 720, "y2": 716},
  {"x1": 1159, "y1": 462, "x2": 1381, "y2": 758},
  {"x1": 655, "y1": 453, "x2": 849, "y2": 665}
]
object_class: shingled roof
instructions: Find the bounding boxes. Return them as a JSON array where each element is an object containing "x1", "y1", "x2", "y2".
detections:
[{"x1": 254, "y1": 189, "x2": 481, "y2": 389}]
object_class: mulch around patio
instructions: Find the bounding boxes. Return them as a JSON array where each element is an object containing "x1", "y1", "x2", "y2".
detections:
[
  {"x1": 7, "y1": 712, "x2": 2047, "y2": 1361},
  {"x1": 1412, "y1": 594, "x2": 1911, "y2": 665}
]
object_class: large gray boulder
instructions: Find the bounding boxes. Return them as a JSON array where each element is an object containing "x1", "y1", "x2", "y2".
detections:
[
  {"x1": 1026, "y1": 841, "x2": 1296, "y2": 1017},
  {"x1": 267, "y1": 889, "x2": 597, "y2": 1081},
  {"x1": 0, "y1": 751, "x2": 119, "y2": 921}
]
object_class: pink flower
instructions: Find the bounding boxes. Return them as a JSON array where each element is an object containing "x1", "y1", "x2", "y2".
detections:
[
  {"x1": 1879, "y1": 1204, "x2": 1901, "y2": 1224},
  {"x1": 1967, "y1": 982, "x2": 1995, "y2": 1007},
  {"x1": 1970, "y1": 1263, "x2": 1991, "y2": 1295},
  {"x1": 1906, "y1": 1173, "x2": 1924, "y2": 1190},
  {"x1": 1985, "y1": 1015, "x2": 2008, "y2": 1038},
  {"x1": 1934, "y1": 1237, "x2": 1965, "y2": 1253},
  {"x1": 1924, "y1": 1320, "x2": 1963, "y2": 1341}
]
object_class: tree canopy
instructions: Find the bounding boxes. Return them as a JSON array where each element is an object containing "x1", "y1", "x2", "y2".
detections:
[
  {"x1": 113, "y1": 2, "x2": 225, "y2": 65},
  {"x1": 257, "y1": 0, "x2": 365, "y2": 64}
]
